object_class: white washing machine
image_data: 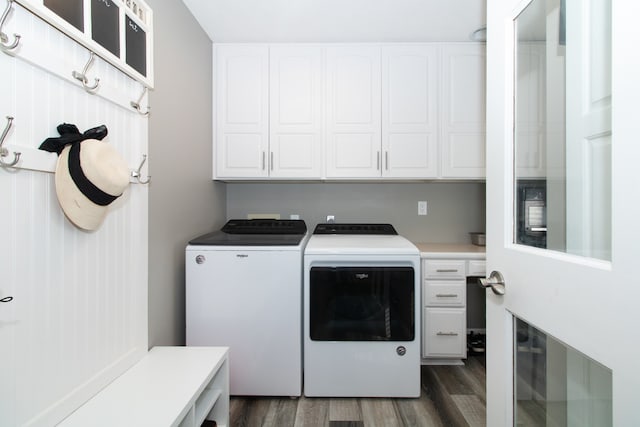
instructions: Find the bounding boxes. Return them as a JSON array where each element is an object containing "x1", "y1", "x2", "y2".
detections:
[
  {"x1": 303, "y1": 223, "x2": 421, "y2": 397},
  {"x1": 186, "y1": 219, "x2": 309, "y2": 396}
]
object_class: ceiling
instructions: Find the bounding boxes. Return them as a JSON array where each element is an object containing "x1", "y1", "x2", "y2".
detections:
[{"x1": 181, "y1": 0, "x2": 487, "y2": 43}]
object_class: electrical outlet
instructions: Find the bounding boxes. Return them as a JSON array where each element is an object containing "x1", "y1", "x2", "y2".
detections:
[{"x1": 418, "y1": 201, "x2": 428, "y2": 216}]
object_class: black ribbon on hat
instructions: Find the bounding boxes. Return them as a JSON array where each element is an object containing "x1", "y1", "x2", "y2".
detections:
[
  {"x1": 39, "y1": 123, "x2": 108, "y2": 154},
  {"x1": 39, "y1": 123, "x2": 119, "y2": 206}
]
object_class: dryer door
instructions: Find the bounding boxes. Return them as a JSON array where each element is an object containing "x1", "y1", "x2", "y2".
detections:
[{"x1": 309, "y1": 266, "x2": 415, "y2": 341}]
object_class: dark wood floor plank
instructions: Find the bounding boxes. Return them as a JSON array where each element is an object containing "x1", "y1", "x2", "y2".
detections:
[
  {"x1": 262, "y1": 397, "x2": 300, "y2": 426},
  {"x1": 394, "y1": 392, "x2": 445, "y2": 427},
  {"x1": 458, "y1": 357, "x2": 487, "y2": 404},
  {"x1": 451, "y1": 394, "x2": 486, "y2": 427},
  {"x1": 430, "y1": 365, "x2": 477, "y2": 396},
  {"x1": 329, "y1": 398, "x2": 362, "y2": 422},
  {"x1": 360, "y1": 398, "x2": 402, "y2": 427},
  {"x1": 422, "y1": 366, "x2": 471, "y2": 427},
  {"x1": 329, "y1": 422, "x2": 364, "y2": 427},
  {"x1": 228, "y1": 397, "x2": 252, "y2": 427},
  {"x1": 293, "y1": 396, "x2": 330, "y2": 427}
]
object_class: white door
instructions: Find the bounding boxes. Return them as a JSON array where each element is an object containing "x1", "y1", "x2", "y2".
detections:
[
  {"x1": 381, "y1": 44, "x2": 438, "y2": 178},
  {"x1": 214, "y1": 44, "x2": 269, "y2": 178},
  {"x1": 486, "y1": 0, "x2": 640, "y2": 425},
  {"x1": 440, "y1": 43, "x2": 486, "y2": 179},
  {"x1": 325, "y1": 45, "x2": 382, "y2": 178},
  {"x1": 269, "y1": 45, "x2": 323, "y2": 179}
]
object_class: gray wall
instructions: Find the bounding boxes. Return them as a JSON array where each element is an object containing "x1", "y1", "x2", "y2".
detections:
[
  {"x1": 144, "y1": 2, "x2": 486, "y2": 346},
  {"x1": 147, "y1": 0, "x2": 226, "y2": 347},
  {"x1": 227, "y1": 182, "x2": 485, "y2": 243}
]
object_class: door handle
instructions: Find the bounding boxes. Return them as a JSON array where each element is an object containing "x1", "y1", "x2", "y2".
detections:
[{"x1": 478, "y1": 270, "x2": 506, "y2": 296}]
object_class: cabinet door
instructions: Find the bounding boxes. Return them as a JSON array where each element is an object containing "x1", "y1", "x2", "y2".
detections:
[
  {"x1": 440, "y1": 43, "x2": 486, "y2": 179},
  {"x1": 423, "y1": 307, "x2": 467, "y2": 358},
  {"x1": 382, "y1": 45, "x2": 438, "y2": 178},
  {"x1": 270, "y1": 45, "x2": 323, "y2": 179},
  {"x1": 326, "y1": 46, "x2": 382, "y2": 178},
  {"x1": 215, "y1": 45, "x2": 269, "y2": 178}
]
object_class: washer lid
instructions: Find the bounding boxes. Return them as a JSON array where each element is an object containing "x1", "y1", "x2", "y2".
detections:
[
  {"x1": 222, "y1": 219, "x2": 307, "y2": 234},
  {"x1": 189, "y1": 219, "x2": 307, "y2": 246}
]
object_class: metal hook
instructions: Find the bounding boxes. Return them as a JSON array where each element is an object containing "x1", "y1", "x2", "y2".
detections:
[
  {"x1": 0, "y1": 116, "x2": 21, "y2": 168},
  {"x1": 0, "y1": 296, "x2": 13, "y2": 303},
  {"x1": 72, "y1": 52, "x2": 100, "y2": 92},
  {"x1": 0, "y1": 0, "x2": 21, "y2": 51},
  {"x1": 131, "y1": 154, "x2": 151, "y2": 184},
  {"x1": 130, "y1": 86, "x2": 150, "y2": 116}
]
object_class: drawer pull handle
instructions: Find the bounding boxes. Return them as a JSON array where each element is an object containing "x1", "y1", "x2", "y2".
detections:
[
  {"x1": 436, "y1": 332, "x2": 459, "y2": 336},
  {"x1": 436, "y1": 269, "x2": 459, "y2": 273},
  {"x1": 436, "y1": 293, "x2": 458, "y2": 298}
]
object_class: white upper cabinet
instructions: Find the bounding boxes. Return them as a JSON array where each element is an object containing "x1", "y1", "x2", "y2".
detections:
[
  {"x1": 382, "y1": 45, "x2": 439, "y2": 178},
  {"x1": 215, "y1": 44, "x2": 269, "y2": 178},
  {"x1": 440, "y1": 43, "x2": 487, "y2": 179},
  {"x1": 269, "y1": 45, "x2": 323, "y2": 178},
  {"x1": 325, "y1": 46, "x2": 382, "y2": 178},
  {"x1": 213, "y1": 43, "x2": 486, "y2": 181}
]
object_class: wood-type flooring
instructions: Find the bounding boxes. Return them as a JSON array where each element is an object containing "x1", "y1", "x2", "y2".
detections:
[{"x1": 208, "y1": 354, "x2": 486, "y2": 427}]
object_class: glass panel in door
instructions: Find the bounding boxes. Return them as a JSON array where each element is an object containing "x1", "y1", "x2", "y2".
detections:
[
  {"x1": 514, "y1": 317, "x2": 612, "y2": 426},
  {"x1": 514, "y1": 0, "x2": 611, "y2": 260}
]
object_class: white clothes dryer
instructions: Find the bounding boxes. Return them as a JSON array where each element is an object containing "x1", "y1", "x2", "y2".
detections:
[{"x1": 303, "y1": 223, "x2": 421, "y2": 397}]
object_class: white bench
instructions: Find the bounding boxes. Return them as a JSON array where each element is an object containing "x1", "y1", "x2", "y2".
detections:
[{"x1": 59, "y1": 346, "x2": 229, "y2": 427}]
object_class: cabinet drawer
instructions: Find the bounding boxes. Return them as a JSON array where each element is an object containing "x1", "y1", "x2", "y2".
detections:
[
  {"x1": 423, "y1": 280, "x2": 466, "y2": 307},
  {"x1": 422, "y1": 307, "x2": 466, "y2": 358},
  {"x1": 467, "y1": 260, "x2": 486, "y2": 277},
  {"x1": 423, "y1": 260, "x2": 466, "y2": 279}
]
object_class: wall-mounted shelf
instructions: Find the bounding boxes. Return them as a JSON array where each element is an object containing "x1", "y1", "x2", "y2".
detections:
[{"x1": 13, "y1": 0, "x2": 154, "y2": 88}]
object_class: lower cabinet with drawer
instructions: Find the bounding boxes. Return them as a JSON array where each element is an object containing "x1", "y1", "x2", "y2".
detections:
[
  {"x1": 423, "y1": 307, "x2": 467, "y2": 358},
  {"x1": 418, "y1": 246, "x2": 486, "y2": 365},
  {"x1": 422, "y1": 259, "x2": 469, "y2": 363}
]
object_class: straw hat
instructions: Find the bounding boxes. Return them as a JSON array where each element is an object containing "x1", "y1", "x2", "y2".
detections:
[{"x1": 55, "y1": 139, "x2": 130, "y2": 231}]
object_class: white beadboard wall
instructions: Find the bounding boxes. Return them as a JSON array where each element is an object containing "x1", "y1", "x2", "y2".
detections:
[{"x1": 0, "y1": 4, "x2": 149, "y2": 427}]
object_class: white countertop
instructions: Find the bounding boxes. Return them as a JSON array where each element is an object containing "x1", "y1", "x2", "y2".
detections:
[{"x1": 413, "y1": 243, "x2": 486, "y2": 259}]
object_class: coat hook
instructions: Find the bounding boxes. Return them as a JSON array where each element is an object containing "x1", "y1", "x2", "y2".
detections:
[
  {"x1": 0, "y1": 0, "x2": 21, "y2": 51},
  {"x1": 130, "y1": 86, "x2": 150, "y2": 116},
  {"x1": 131, "y1": 154, "x2": 150, "y2": 184},
  {"x1": 72, "y1": 52, "x2": 100, "y2": 92},
  {"x1": 0, "y1": 116, "x2": 21, "y2": 168}
]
